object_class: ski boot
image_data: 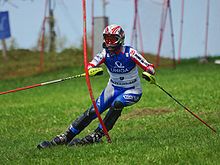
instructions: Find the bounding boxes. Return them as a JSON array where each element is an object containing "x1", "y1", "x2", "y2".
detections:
[
  {"x1": 37, "y1": 133, "x2": 68, "y2": 149},
  {"x1": 68, "y1": 130, "x2": 104, "y2": 146}
]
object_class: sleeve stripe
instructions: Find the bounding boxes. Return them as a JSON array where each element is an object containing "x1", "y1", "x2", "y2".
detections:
[
  {"x1": 131, "y1": 56, "x2": 148, "y2": 70},
  {"x1": 97, "y1": 57, "x2": 106, "y2": 65},
  {"x1": 130, "y1": 53, "x2": 151, "y2": 70}
]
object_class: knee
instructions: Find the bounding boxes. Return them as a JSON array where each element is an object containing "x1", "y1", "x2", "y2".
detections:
[
  {"x1": 85, "y1": 106, "x2": 97, "y2": 119},
  {"x1": 112, "y1": 101, "x2": 124, "y2": 110}
]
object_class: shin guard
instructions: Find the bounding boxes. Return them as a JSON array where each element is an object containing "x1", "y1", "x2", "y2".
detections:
[
  {"x1": 97, "y1": 101, "x2": 123, "y2": 132},
  {"x1": 66, "y1": 106, "x2": 97, "y2": 142}
]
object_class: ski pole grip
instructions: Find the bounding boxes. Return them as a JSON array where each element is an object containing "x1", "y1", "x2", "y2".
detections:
[
  {"x1": 142, "y1": 72, "x2": 156, "y2": 84},
  {"x1": 89, "y1": 67, "x2": 103, "y2": 76}
]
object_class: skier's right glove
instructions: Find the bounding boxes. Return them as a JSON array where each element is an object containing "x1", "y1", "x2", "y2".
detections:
[
  {"x1": 142, "y1": 71, "x2": 156, "y2": 84},
  {"x1": 88, "y1": 67, "x2": 103, "y2": 76}
]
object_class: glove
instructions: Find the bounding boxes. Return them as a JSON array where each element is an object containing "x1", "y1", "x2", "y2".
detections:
[
  {"x1": 142, "y1": 71, "x2": 156, "y2": 84},
  {"x1": 88, "y1": 67, "x2": 103, "y2": 76},
  {"x1": 146, "y1": 65, "x2": 155, "y2": 75}
]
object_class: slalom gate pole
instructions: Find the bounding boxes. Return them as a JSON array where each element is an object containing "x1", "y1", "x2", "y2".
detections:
[
  {"x1": 0, "y1": 73, "x2": 86, "y2": 95},
  {"x1": 156, "y1": 0, "x2": 169, "y2": 67},
  {"x1": 82, "y1": 0, "x2": 111, "y2": 143},
  {"x1": 167, "y1": 0, "x2": 176, "y2": 68}
]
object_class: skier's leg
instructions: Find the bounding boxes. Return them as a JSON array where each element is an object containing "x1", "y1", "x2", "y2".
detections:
[
  {"x1": 73, "y1": 87, "x2": 142, "y2": 146},
  {"x1": 37, "y1": 84, "x2": 115, "y2": 149}
]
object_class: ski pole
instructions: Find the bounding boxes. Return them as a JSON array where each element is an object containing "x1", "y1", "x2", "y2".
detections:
[{"x1": 142, "y1": 72, "x2": 216, "y2": 133}]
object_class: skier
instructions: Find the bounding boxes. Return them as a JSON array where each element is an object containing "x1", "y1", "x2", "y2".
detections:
[{"x1": 37, "y1": 24, "x2": 155, "y2": 149}]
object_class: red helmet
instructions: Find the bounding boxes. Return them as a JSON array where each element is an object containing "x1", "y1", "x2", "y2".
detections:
[{"x1": 103, "y1": 24, "x2": 125, "y2": 51}]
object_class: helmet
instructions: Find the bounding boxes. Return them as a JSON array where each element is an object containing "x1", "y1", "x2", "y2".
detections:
[{"x1": 103, "y1": 24, "x2": 125, "y2": 51}]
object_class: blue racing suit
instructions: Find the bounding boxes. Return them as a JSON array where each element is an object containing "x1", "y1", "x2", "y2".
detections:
[
  {"x1": 88, "y1": 46, "x2": 154, "y2": 111},
  {"x1": 68, "y1": 46, "x2": 155, "y2": 138}
]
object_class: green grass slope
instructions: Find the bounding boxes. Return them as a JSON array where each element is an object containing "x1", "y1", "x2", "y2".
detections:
[{"x1": 0, "y1": 57, "x2": 219, "y2": 164}]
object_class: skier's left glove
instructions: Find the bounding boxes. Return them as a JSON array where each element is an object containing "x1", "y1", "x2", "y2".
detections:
[
  {"x1": 142, "y1": 64, "x2": 156, "y2": 84},
  {"x1": 145, "y1": 64, "x2": 155, "y2": 75},
  {"x1": 142, "y1": 71, "x2": 156, "y2": 84}
]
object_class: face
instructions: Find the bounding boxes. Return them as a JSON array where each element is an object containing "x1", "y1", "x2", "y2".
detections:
[
  {"x1": 104, "y1": 34, "x2": 121, "y2": 53},
  {"x1": 104, "y1": 34, "x2": 119, "y2": 46}
]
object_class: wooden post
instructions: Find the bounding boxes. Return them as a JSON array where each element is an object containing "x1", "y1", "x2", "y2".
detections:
[{"x1": 1, "y1": 39, "x2": 8, "y2": 61}]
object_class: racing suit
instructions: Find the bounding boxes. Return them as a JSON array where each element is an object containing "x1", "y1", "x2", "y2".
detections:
[{"x1": 67, "y1": 46, "x2": 155, "y2": 141}]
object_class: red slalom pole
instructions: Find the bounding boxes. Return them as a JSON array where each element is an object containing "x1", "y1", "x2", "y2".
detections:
[
  {"x1": 167, "y1": 0, "x2": 176, "y2": 68},
  {"x1": 156, "y1": 0, "x2": 168, "y2": 67},
  {"x1": 0, "y1": 84, "x2": 42, "y2": 95},
  {"x1": 0, "y1": 73, "x2": 87, "y2": 96},
  {"x1": 82, "y1": 0, "x2": 111, "y2": 143}
]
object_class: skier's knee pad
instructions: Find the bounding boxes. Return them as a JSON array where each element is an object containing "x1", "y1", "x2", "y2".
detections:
[
  {"x1": 102, "y1": 105, "x2": 123, "y2": 131},
  {"x1": 85, "y1": 105, "x2": 97, "y2": 120},
  {"x1": 112, "y1": 101, "x2": 124, "y2": 110},
  {"x1": 70, "y1": 105, "x2": 97, "y2": 132}
]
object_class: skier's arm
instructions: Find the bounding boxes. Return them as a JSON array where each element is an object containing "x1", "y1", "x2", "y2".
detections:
[
  {"x1": 130, "y1": 48, "x2": 155, "y2": 75},
  {"x1": 88, "y1": 49, "x2": 106, "y2": 69}
]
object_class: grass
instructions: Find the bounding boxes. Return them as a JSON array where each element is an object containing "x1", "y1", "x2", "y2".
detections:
[{"x1": 0, "y1": 56, "x2": 219, "y2": 164}]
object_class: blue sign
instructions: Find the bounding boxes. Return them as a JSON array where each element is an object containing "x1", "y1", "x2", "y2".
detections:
[{"x1": 0, "y1": 11, "x2": 11, "y2": 39}]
